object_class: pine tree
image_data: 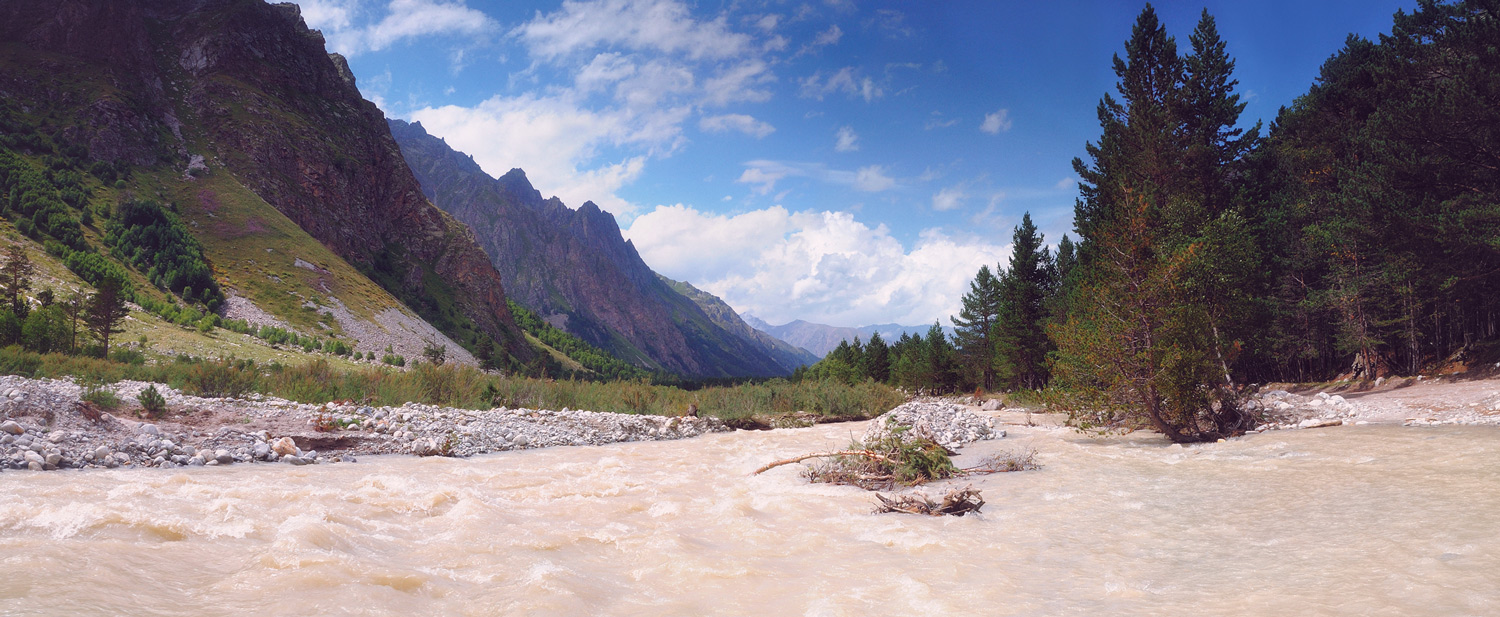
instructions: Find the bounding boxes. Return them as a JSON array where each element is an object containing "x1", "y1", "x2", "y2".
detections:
[
  {"x1": 0, "y1": 244, "x2": 34, "y2": 317},
  {"x1": 864, "y1": 331, "x2": 891, "y2": 383},
  {"x1": 994, "y1": 213, "x2": 1055, "y2": 390},
  {"x1": 1051, "y1": 6, "x2": 1254, "y2": 443},
  {"x1": 923, "y1": 322, "x2": 956, "y2": 393},
  {"x1": 85, "y1": 275, "x2": 129, "y2": 358},
  {"x1": 950, "y1": 264, "x2": 1004, "y2": 388}
]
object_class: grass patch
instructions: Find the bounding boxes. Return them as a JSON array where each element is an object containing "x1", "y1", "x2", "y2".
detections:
[{"x1": 0, "y1": 345, "x2": 907, "y2": 421}]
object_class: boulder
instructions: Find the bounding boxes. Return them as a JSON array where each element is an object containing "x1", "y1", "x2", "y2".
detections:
[
  {"x1": 980, "y1": 399, "x2": 1003, "y2": 411},
  {"x1": 271, "y1": 437, "x2": 298, "y2": 456},
  {"x1": 1298, "y1": 418, "x2": 1344, "y2": 429},
  {"x1": 0, "y1": 420, "x2": 21, "y2": 435}
]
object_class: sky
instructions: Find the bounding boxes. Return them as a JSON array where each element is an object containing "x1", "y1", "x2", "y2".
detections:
[{"x1": 288, "y1": 0, "x2": 1416, "y2": 328}]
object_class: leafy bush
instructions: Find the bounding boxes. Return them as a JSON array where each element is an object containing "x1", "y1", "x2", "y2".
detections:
[
  {"x1": 108, "y1": 348, "x2": 145, "y2": 365},
  {"x1": 179, "y1": 358, "x2": 257, "y2": 398},
  {"x1": 137, "y1": 385, "x2": 167, "y2": 417}
]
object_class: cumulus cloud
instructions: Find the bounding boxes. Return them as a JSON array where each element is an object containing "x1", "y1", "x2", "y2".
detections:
[
  {"x1": 700, "y1": 114, "x2": 775, "y2": 138},
  {"x1": 409, "y1": 94, "x2": 677, "y2": 214},
  {"x1": 516, "y1": 0, "x2": 753, "y2": 61},
  {"x1": 799, "y1": 67, "x2": 883, "y2": 102},
  {"x1": 980, "y1": 109, "x2": 1013, "y2": 134},
  {"x1": 623, "y1": 205, "x2": 1011, "y2": 325},
  {"x1": 932, "y1": 186, "x2": 966, "y2": 211},
  {"x1": 834, "y1": 126, "x2": 859, "y2": 152},
  {"x1": 297, "y1": 0, "x2": 497, "y2": 56}
]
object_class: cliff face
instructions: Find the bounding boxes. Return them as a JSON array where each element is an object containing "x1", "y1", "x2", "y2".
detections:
[
  {"x1": 389, "y1": 119, "x2": 796, "y2": 378},
  {"x1": 0, "y1": 0, "x2": 529, "y2": 361}
]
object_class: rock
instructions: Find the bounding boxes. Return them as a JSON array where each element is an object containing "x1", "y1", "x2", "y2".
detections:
[
  {"x1": 1328, "y1": 395, "x2": 1346, "y2": 405},
  {"x1": 980, "y1": 399, "x2": 1003, "y2": 411},
  {"x1": 188, "y1": 455, "x2": 206, "y2": 466},
  {"x1": 0, "y1": 420, "x2": 21, "y2": 435},
  {"x1": 45, "y1": 453, "x2": 61, "y2": 466},
  {"x1": 1298, "y1": 418, "x2": 1344, "y2": 429},
  {"x1": 271, "y1": 437, "x2": 297, "y2": 456},
  {"x1": 93, "y1": 445, "x2": 112, "y2": 460},
  {"x1": 47, "y1": 431, "x2": 66, "y2": 443},
  {"x1": 253, "y1": 443, "x2": 271, "y2": 459},
  {"x1": 412, "y1": 438, "x2": 441, "y2": 456},
  {"x1": 214, "y1": 449, "x2": 234, "y2": 465},
  {"x1": 139, "y1": 424, "x2": 160, "y2": 436},
  {"x1": 286, "y1": 456, "x2": 310, "y2": 466},
  {"x1": 863, "y1": 400, "x2": 995, "y2": 448}
]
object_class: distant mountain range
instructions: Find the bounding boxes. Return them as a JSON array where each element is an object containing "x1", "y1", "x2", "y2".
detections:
[
  {"x1": 744, "y1": 316, "x2": 952, "y2": 359},
  {"x1": 390, "y1": 119, "x2": 812, "y2": 377}
]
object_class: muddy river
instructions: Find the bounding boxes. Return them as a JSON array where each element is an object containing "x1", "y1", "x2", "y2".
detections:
[{"x1": 2, "y1": 420, "x2": 1496, "y2": 616}]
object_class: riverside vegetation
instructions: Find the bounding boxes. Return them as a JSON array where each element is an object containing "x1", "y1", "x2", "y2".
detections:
[{"x1": 798, "y1": 1, "x2": 1500, "y2": 443}]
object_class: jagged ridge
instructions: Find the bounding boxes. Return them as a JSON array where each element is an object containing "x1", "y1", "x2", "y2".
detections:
[{"x1": 389, "y1": 119, "x2": 802, "y2": 378}]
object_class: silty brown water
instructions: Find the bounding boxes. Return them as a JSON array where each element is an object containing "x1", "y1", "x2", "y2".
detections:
[{"x1": 2, "y1": 420, "x2": 1496, "y2": 616}]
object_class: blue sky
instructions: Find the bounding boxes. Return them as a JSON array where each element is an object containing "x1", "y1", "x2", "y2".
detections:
[{"x1": 289, "y1": 0, "x2": 1415, "y2": 327}]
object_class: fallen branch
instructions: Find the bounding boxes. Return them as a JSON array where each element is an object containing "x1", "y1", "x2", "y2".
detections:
[
  {"x1": 752, "y1": 450, "x2": 895, "y2": 475},
  {"x1": 874, "y1": 487, "x2": 985, "y2": 516}
]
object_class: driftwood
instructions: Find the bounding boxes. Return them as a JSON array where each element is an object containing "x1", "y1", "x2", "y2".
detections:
[
  {"x1": 752, "y1": 450, "x2": 895, "y2": 475},
  {"x1": 874, "y1": 487, "x2": 985, "y2": 516}
]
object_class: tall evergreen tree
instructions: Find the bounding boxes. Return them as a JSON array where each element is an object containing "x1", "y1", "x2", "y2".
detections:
[
  {"x1": 85, "y1": 275, "x2": 129, "y2": 358},
  {"x1": 864, "y1": 331, "x2": 891, "y2": 384},
  {"x1": 950, "y1": 264, "x2": 1004, "y2": 388},
  {"x1": 1052, "y1": 6, "x2": 1254, "y2": 443},
  {"x1": 994, "y1": 213, "x2": 1056, "y2": 390},
  {"x1": 0, "y1": 244, "x2": 34, "y2": 317}
]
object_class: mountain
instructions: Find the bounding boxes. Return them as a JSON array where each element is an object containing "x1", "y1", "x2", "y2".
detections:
[
  {"x1": 388, "y1": 119, "x2": 794, "y2": 378},
  {"x1": 0, "y1": 0, "x2": 531, "y2": 364},
  {"x1": 657, "y1": 275, "x2": 819, "y2": 372},
  {"x1": 745, "y1": 316, "x2": 949, "y2": 358}
]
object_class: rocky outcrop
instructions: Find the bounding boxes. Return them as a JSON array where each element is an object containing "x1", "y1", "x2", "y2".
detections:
[
  {"x1": 389, "y1": 119, "x2": 794, "y2": 378},
  {"x1": 0, "y1": 0, "x2": 530, "y2": 362}
]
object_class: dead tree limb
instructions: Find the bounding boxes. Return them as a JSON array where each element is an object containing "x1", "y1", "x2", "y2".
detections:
[{"x1": 752, "y1": 450, "x2": 895, "y2": 475}]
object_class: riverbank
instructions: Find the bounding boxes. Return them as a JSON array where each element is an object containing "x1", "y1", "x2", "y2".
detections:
[
  {"x1": 0, "y1": 375, "x2": 729, "y2": 471},
  {"x1": 4, "y1": 374, "x2": 1497, "y2": 472}
]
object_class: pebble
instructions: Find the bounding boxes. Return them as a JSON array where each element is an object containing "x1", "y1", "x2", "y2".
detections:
[{"x1": 0, "y1": 420, "x2": 21, "y2": 435}]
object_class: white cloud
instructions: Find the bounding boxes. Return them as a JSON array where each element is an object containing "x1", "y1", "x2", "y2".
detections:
[
  {"x1": 701, "y1": 60, "x2": 775, "y2": 106},
  {"x1": 932, "y1": 186, "x2": 966, "y2": 211},
  {"x1": 700, "y1": 114, "x2": 775, "y2": 138},
  {"x1": 796, "y1": 24, "x2": 842, "y2": 56},
  {"x1": 294, "y1": 0, "x2": 357, "y2": 31},
  {"x1": 737, "y1": 166, "x2": 788, "y2": 195},
  {"x1": 737, "y1": 160, "x2": 899, "y2": 195},
  {"x1": 1054, "y1": 177, "x2": 1076, "y2": 190},
  {"x1": 409, "y1": 94, "x2": 675, "y2": 215},
  {"x1": 853, "y1": 165, "x2": 895, "y2": 192},
  {"x1": 516, "y1": 0, "x2": 753, "y2": 61},
  {"x1": 799, "y1": 67, "x2": 883, "y2": 102},
  {"x1": 924, "y1": 111, "x2": 959, "y2": 130},
  {"x1": 980, "y1": 109, "x2": 1012, "y2": 134},
  {"x1": 623, "y1": 205, "x2": 1011, "y2": 325},
  {"x1": 834, "y1": 126, "x2": 859, "y2": 152},
  {"x1": 300, "y1": 0, "x2": 498, "y2": 56}
]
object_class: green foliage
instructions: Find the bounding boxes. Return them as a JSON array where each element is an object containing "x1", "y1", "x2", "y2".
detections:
[
  {"x1": 105, "y1": 199, "x2": 223, "y2": 310},
  {"x1": 179, "y1": 358, "x2": 258, "y2": 399},
  {"x1": 80, "y1": 382, "x2": 121, "y2": 410},
  {"x1": 0, "y1": 151, "x2": 87, "y2": 252},
  {"x1": 137, "y1": 385, "x2": 167, "y2": 417},
  {"x1": 507, "y1": 300, "x2": 651, "y2": 380},
  {"x1": 951, "y1": 265, "x2": 1004, "y2": 389}
]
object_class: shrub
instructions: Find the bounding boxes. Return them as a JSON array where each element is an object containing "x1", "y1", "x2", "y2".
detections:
[
  {"x1": 137, "y1": 385, "x2": 167, "y2": 417},
  {"x1": 179, "y1": 358, "x2": 257, "y2": 399},
  {"x1": 108, "y1": 348, "x2": 146, "y2": 365},
  {"x1": 81, "y1": 381, "x2": 121, "y2": 410}
]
